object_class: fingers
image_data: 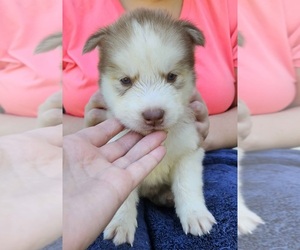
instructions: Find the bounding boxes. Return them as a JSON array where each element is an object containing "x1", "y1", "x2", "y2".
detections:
[
  {"x1": 190, "y1": 88, "x2": 200, "y2": 102},
  {"x1": 85, "y1": 109, "x2": 107, "y2": 127},
  {"x1": 126, "y1": 145, "x2": 166, "y2": 187},
  {"x1": 77, "y1": 118, "x2": 124, "y2": 147},
  {"x1": 190, "y1": 88, "x2": 204, "y2": 103},
  {"x1": 238, "y1": 121, "x2": 252, "y2": 141},
  {"x1": 189, "y1": 89, "x2": 210, "y2": 140},
  {"x1": 190, "y1": 101, "x2": 210, "y2": 139},
  {"x1": 195, "y1": 121, "x2": 209, "y2": 141},
  {"x1": 84, "y1": 90, "x2": 107, "y2": 127},
  {"x1": 238, "y1": 100, "x2": 252, "y2": 141},
  {"x1": 189, "y1": 88, "x2": 209, "y2": 125},
  {"x1": 99, "y1": 131, "x2": 144, "y2": 162},
  {"x1": 37, "y1": 108, "x2": 63, "y2": 127},
  {"x1": 0, "y1": 105, "x2": 5, "y2": 113},
  {"x1": 37, "y1": 91, "x2": 63, "y2": 127},
  {"x1": 112, "y1": 131, "x2": 167, "y2": 168},
  {"x1": 85, "y1": 90, "x2": 105, "y2": 110},
  {"x1": 238, "y1": 100, "x2": 251, "y2": 122},
  {"x1": 38, "y1": 91, "x2": 62, "y2": 113},
  {"x1": 189, "y1": 101, "x2": 208, "y2": 122}
]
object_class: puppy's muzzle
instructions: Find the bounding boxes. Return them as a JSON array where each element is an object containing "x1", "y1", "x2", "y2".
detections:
[{"x1": 142, "y1": 108, "x2": 165, "y2": 127}]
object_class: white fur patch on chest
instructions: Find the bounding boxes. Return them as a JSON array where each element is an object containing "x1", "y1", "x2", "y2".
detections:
[{"x1": 140, "y1": 120, "x2": 200, "y2": 188}]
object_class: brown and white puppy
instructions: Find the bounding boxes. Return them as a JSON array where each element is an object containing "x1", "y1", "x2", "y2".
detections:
[{"x1": 84, "y1": 9, "x2": 216, "y2": 246}]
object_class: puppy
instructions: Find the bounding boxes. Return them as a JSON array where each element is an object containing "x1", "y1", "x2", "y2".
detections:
[{"x1": 83, "y1": 9, "x2": 216, "y2": 246}]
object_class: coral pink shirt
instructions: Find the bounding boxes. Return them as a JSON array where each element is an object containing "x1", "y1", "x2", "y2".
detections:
[
  {"x1": 238, "y1": 0, "x2": 300, "y2": 115},
  {"x1": 0, "y1": 1, "x2": 61, "y2": 117},
  {"x1": 63, "y1": 0, "x2": 236, "y2": 117}
]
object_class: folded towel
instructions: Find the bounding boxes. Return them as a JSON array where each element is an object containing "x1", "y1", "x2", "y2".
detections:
[
  {"x1": 88, "y1": 149, "x2": 237, "y2": 250},
  {"x1": 239, "y1": 149, "x2": 300, "y2": 250}
]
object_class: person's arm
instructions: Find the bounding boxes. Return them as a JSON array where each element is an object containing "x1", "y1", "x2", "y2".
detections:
[
  {"x1": 0, "y1": 125, "x2": 62, "y2": 250},
  {"x1": 63, "y1": 119, "x2": 166, "y2": 250},
  {"x1": 202, "y1": 67, "x2": 237, "y2": 151},
  {"x1": 242, "y1": 68, "x2": 300, "y2": 151},
  {"x1": 242, "y1": 106, "x2": 300, "y2": 151},
  {"x1": 0, "y1": 91, "x2": 63, "y2": 136},
  {"x1": 0, "y1": 114, "x2": 37, "y2": 136},
  {"x1": 204, "y1": 107, "x2": 237, "y2": 151}
]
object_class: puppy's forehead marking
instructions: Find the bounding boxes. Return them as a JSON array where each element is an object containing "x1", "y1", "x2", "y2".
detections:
[
  {"x1": 100, "y1": 9, "x2": 197, "y2": 84},
  {"x1": 110, "y1": 22, "x2": 188, "y2": 76}
]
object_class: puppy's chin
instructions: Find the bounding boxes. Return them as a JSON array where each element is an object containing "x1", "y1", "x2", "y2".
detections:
[
  {"x1": 139, "y1": 127, "x2": 168, "y2": 136},
  {"x1": 128, "y1": 124, "x2": 169, "y2": 136}
]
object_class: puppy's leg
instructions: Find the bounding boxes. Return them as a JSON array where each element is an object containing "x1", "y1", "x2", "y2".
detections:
[
  {"x1": 103, "y1": 189, "x2": 139, "y2": 246},
  {"x1": 238, "y1": 162, "x2": 264, "y2": 235},
  {"x1": 238, "y1": 101, "x2": 264, "y2": 234},
  {"x1": 238, "y1": 190, "x2": 264, "y2": 235},
  {"x1": 172, "y1": 148, "x2": 216, "y2": 236}
]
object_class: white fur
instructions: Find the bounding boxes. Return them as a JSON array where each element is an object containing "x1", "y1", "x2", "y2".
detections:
[
  {"x1": 105, "y1": 112, "x2": 216, "y2": 246},
  {"x1": 238, "y1": 150, "x2": 264, "y2": 235},
  {"x1": 102, "y1": 74, "x2": 190, "y2": 134}
]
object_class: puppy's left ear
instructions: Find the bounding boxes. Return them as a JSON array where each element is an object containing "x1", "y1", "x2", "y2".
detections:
[
  {"x1": 83, "y1": 28, "x2": 108, "y2": 54},
  {"x1": 181, "y1": 21, "x2": 205, "y2": 46},
  {"x1": 34, "y1": 32, "x2": 62, "y2": 54}
]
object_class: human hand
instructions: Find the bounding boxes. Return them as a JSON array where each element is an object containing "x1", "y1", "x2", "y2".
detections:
[
  {"x1": 0, "y1": 125, "x2": 62, "y2": 250},
  {"x1": 238, "y1": 100, "x2": 252, "y2": 146},
  {"x1": 0, "y1": 105, "x2": 5, "y2": 113},
  {"x1": 84, "y1": 90, "x2": 108, "y2": 127},
  {"x1": 63, "y1": 118, "x2": 166, "y2": 250},
  {"x1": 189, "y1": 89, "x2": 210, "y2": 140},
  {"x1": 37, "y1": 90, "x2": 63, "y2": 127}
]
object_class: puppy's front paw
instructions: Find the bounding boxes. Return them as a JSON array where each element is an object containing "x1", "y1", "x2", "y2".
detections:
[
  {"x1": 104, "y1": 217, "x2": 137, "y2": 246},
  {"x1": 179, "y1": 207, "x2": 216, "y2": 236},
  {"x1": 238, "y1": 204, "x2": 264, "y2": 235}
]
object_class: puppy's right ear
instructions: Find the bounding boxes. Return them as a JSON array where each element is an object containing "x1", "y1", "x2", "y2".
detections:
[
  {"x1": 180, "y1": 21, "x2": 205, "y2": 47},
  {"x1": 83, "y1": 28, "x2": 108, "y2": 54}
]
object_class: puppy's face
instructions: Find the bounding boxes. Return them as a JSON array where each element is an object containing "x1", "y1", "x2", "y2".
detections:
[{"x1": 84, "y1": 9, "x2": 204, "y2": 134}]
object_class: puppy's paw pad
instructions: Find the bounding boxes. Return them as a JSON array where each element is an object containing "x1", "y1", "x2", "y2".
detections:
[
  {"x1": 104, "y1": 220, "x2": 137, "y2": 246},
  {"x1": 181, "y1": 209, "x2": 216, "y2": 236},
  {"x1": 238, "y1": 206, "x2": 264, "y2": 235}
]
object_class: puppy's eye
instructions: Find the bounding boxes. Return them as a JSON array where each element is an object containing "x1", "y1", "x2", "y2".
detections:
[
  {"x1": 120, "y1": 77, "x2": 132, "y2": 86},
  {"x1": 166, "y1": 73, "x2": 178, "y2": 83}
]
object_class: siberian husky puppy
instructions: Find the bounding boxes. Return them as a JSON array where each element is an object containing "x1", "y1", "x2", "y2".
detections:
[{"x1": 83, "y1": 9, "x2": 216, "y2": 245}]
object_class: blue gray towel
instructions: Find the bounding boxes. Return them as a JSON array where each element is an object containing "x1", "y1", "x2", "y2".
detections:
[{"x1": 88, "y1": 149, "x2": 238, "y2": 250}]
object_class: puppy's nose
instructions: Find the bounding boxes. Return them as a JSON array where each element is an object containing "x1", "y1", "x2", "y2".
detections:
[{"x1": 142, "y1": 109, "x2": 165, "y2": 126}]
